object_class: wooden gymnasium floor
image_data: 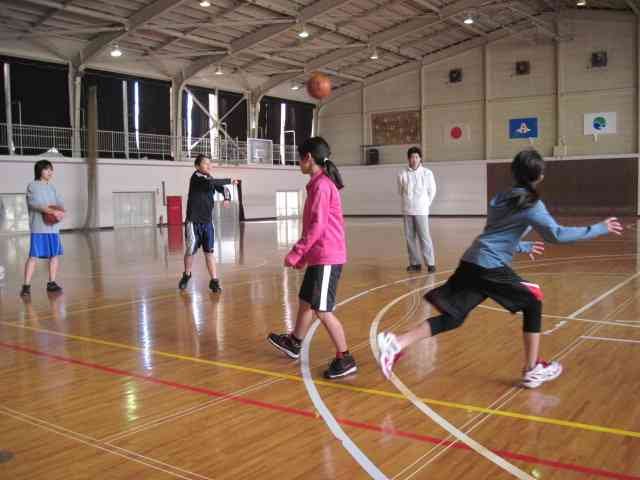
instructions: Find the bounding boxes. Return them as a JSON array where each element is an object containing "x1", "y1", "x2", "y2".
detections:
[{"x1": 0, "y1": 217, "x2": 639, "y2": 480}]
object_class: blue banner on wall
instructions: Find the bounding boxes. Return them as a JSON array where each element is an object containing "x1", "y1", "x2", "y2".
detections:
[{"x1": 509, "y1": 117, "x2": 539, "y2": 139}]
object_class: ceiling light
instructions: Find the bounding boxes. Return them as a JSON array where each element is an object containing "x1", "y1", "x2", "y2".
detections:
[
  {"x1": 576, "y1": 0, "x2": 586, "y2": 5},
  {"x1": 291, "y1": 83, "x2": 300, "y2": 90},
  {"x1": 370, "y1": 47, "x2": 379, "y2": 60},
  {"x1": 200, "y1": 0, "x2": 211, "y2": 7},
  {"x1": 298, "y1": 23, "x2": 309, "y2": 38},
  {"x1": 110, "y1": 44, "x2": 123, "y2": 57},
  {"x1": 463, "y1": 13, "x2": 474, "y2": 25},
  {"x1": 215, "y1": 65, "x2": 224, "y2": 75}
]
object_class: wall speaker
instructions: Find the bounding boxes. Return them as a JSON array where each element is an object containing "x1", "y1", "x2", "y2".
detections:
[
  {"x1": 515, "y1": 60, "x2": 530, "y2": 75},
  {"x1": 591, "y1": 51, "x2": 608, "y2": 68},
  {"x1": 449, "y1": 68, "x2": 463, "y2": 83}
]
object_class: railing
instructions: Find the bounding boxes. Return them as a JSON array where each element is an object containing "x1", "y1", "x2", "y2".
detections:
[
  {"x1": 0, "y1": 123, "x2": 297, "y2": 166},
  {"x1": 0, "y1": 123, "x2": 79, "y2": 156}
]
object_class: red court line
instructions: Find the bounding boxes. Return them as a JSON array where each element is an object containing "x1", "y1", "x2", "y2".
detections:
[{"x1": 1, "y1": 340, "x2": 638, "y2": 480}]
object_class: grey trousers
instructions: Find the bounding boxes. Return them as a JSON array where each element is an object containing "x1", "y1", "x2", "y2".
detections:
[{"x1": 403, "y1": 215, "x2": 435, "y2": 266}]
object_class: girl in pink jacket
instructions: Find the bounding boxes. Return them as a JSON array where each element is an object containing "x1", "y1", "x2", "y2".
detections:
[{"x1": 268, "y1": 137, "x2": 356, "y2": 379}]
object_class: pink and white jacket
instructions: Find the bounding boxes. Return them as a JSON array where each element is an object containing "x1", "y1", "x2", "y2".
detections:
[{"x1": 285, "y1": 171, "x2": 347, "y2": 267}]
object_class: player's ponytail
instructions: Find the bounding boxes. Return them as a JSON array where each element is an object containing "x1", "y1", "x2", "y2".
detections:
[{"x1": 298, "y1": 136, "x2": 344, "y2": 190}]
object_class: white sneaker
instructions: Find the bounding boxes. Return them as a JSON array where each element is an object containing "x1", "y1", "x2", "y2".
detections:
[
  {"x1": 522, "y1": 360, "x2": 563, "y2": 389},
  {"x1": 377, "y1": 332, "x2": 402, "y2": 379}
]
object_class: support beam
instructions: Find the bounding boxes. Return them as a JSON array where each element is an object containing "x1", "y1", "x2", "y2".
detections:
[
  {"x1": 637, "y1": 17, "x2": 639, "y2": 153},
  {"x1": 19, "y1": 0, "x2": 128, "y2": 25},
  {"x1": 419, "y1": 64, "x2": 426, "y2": 160},
  {"x1": 247, "y1": 94, "x2": 258, "y2": 138},
  {"x1": 74, "y1": 0, "x2": 189, "y2": 68},
  {"x1": 411, "y1": 0, "x2": 439, "y2": 14},
  {"x1": 3, "y1": 63, "x2": 14, "y2": 155},
  {"x1": 67, "y1": 62, "x2": 75, "y2": 133},
  {"x1": 627, "y1": 0, "x2": 640, "y2": 16},
  {"x1": 184, "y1": 87, "x2": 238, "y2": 147},
  {"x1": 219, "y1": 95, "x2": 247, "y2": 124},
  {"x1": 177, "y1": 0, "x2": 354, "y2": 85},
  {"x1": 559, "y1": 9, "x2": 635, "y2": 23},
  {"x1": 0, "y1": 26, "x2": 124, "y2": 41},
  {"x1": 67, "y1": 62, "x2": 82, "y2": 157},
  {"x1": 361, "y1": 85, "x2": 366, "y2": 164},
  {"x1": 506, "y1": 3, "x2": 562, "y2": 40},
  {"x1": 483, "y1": 43, "x2": 491, "y2": 160},
  {"x1": 334, "y1": 0, "x2": 400, "y2": 27},
  {"x1": 256, "y1": 0, "x2": 504, "y2": 97},
  {"x1": 31, "y1": 3, "x2": 64, "y2": 30},
  {"x1": 555, "y1": 18, "x2": 564, "y2": 152},
  {"x1": 84, "y1": 85, "x2": 98, "y2": 229},
  {"x1": 323, "y1": 23, "x2": 537, "y2": 107},
  {"x1": 147, "y1": 1, "x2": 245, "y2": 55},
  {"x1": 239, "y1": 49, "x2": 366, "y2": 82},
  {"x1": 255, "y1": 43, "x2": 368, "y2": 53},
  {"x1": 144, "y1": 26, "x2": 230, "y2": 50},
  {"x1": 150, "y1": 18, "x2": 295, "y2": 28},
  {"x1": 73, "y1": 73, "x2": 82, "y2": 157},
  {"x1": 170, "y1": 80, "x2": 183, "y2": 161},
  {"x1": 539, "y1": 0, "x2": 558, "y2": 10},
  {"x1": 413, "y1": 0, "x2": 486, "y2": 37}
]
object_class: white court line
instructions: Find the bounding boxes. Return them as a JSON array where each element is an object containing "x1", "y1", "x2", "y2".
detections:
[
  {"x1": 371, "y1": 266, "x2": 640, "y2": 479},
  {"x1": 0, "y1": 406, "x2": 210, "y2": 480},
  {"x1": 567, "y1": 272, "x2": 640, "y2": 319},
  {"x1": 400, "y1": 270, "x2": 640, "y2": 478},
  {"x1": 300, "y1": 253, "x2": 640, "y2": 479},
  {"x1": 392, "y1": 366, "x2": 522, "y2": 480},
  {"x1": 580, "y1": 335, "x2": 640, "y2": 344},
  {"x1": 106, "y1": 282, "x2": 425, "y2": 449},
  {"x1": 301, "y1": 321, "x2": 388, "y2": 480},
  {"x1": 299, "y1": 272, "x2": 447, "y2": 480},
  {"x1": 475, "y1": 304, "x2": 640, "y2": 330},
  {"x1": 368, "y1": 284, "x2": 534, "y2": 480},
  {"x1": 541, "y1": 271, "x2": 640, "y2": 334},
  {"x1": 397, "y1": 270, "x2": 624, "y2": 476}
]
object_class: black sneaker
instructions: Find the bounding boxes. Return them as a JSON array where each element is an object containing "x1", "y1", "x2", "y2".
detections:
[
  {"x1": 178, "y1": 272, "x2": 191, "y2": 290},
  {"x1": 267, "y1": 333, "x2": 300, "y2": 359},
  {"x1": 46, "y1": 281, "x2": 62, "y2": 293},
  {"x1": 20, "y1": 285, "x2": 31, "y2": 298},
  {"x1": 406, "y1": 265, "x2": 422, "y2": 273},
  {"x1": 324, "y1": 354, "x2": 357, "y2": 379},
  {"x1": 427, "y1": 265, "x2": 436, "y2": 273},
  {"x1": 209, "y1": 278, "x2": 222, "y2": 293}
]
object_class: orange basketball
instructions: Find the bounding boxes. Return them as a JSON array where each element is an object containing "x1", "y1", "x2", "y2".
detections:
[
  {"x1": 306, "y1": 72, "x2": 332, "y2": 100},
  {"x1": 43, "y1": 205, "x2": 65, "y2": 225}
]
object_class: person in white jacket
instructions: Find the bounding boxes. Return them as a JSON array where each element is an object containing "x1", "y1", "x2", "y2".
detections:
[{"x1": 397, "y1": 147, "x2": 436, "y2": 273}]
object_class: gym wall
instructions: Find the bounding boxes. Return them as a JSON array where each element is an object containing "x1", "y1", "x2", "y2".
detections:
[{"x1": 319, "y1": 14, "x2": 638, "y2": 165}]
